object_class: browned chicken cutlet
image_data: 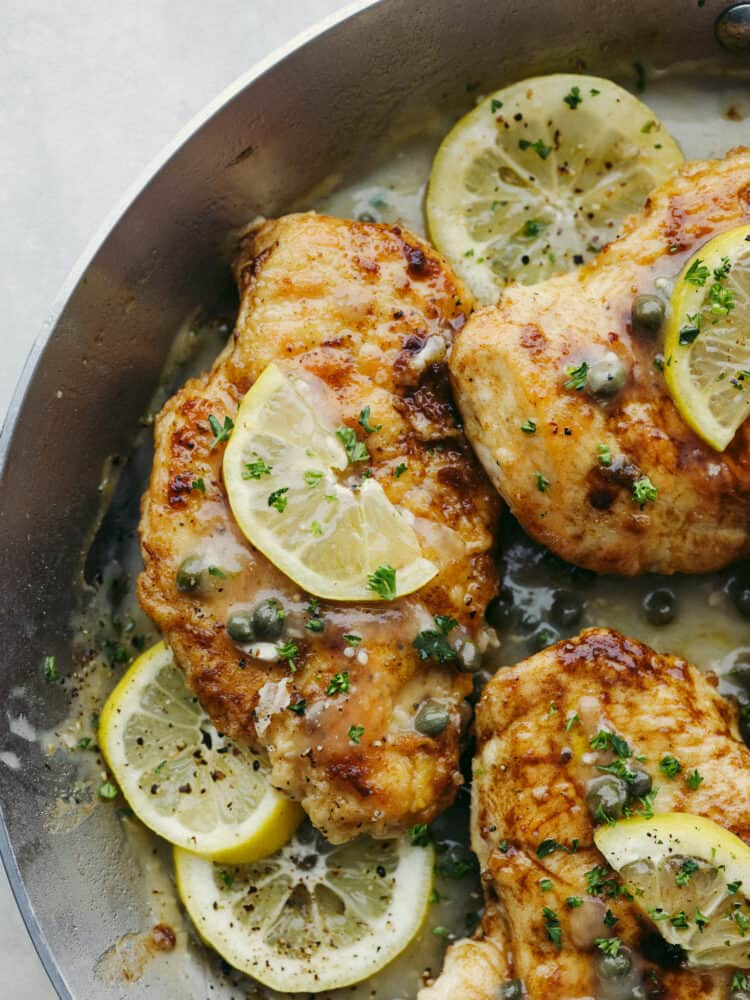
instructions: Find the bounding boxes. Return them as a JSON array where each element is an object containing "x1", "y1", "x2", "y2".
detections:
[
  {"x1": 451, "y1": 148, "x2": 750, "y2": 575},
  {"x1": 138, "y1": 213, "x2": 500, "y2": 843},
  {"x1": 420, "y1": 628, "x2": 750, "y2": 1000}
]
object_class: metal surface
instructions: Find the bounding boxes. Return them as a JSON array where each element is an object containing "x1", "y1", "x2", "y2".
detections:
[{"x1": 0, "y1": 0, "x2": 739, "y2": 996}]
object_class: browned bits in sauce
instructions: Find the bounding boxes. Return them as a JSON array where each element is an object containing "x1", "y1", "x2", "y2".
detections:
[{"x1": 151, "y1": 923, "x2": 176, "y2": 952}]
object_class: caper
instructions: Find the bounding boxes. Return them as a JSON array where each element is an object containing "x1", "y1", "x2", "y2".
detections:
[
  {"x1": 252, "y1": 599, "x2": 285, "y2": 640},
  {"x1": 357, "y1": 211, "x2": 376, "y2": 223},
  {"x1": 642, "y1": 588, "x2": 676, "y2": 626},
  {"x1": 632, "y1": 294, "x2": 665, "y2": 332},
  {"x1": 586, "y1": 774, "x2": 628, "y2": 821},
  {"x1": 415, "y1": 700, "x2": 450, "y2": 737},
  {"x1": 596, "y1": 946, "x2": 632, "y2": 980},
  {"x1": 176, "y1": 555, "x2": 204, "y2": 593},
  {"x1": 485, "y1": 588, "x2": 515, "y2": 630},
  {"x1": 226, "y1": 611, "x2": 255, "y2": 644},
  {"x1": 456, "y1": 639, "x2": 482, "y2": 673},
  {"x1": 550, "y1": 589, "x2": 583, "y2": 629},
  {"x1": 628, "y1": 768, "x2": 653, "y2": 798},
  {"x1": 500, "y1": 980, "x2": 524, "y2": 1000},
  {"x1": 529, "y1": 623, "x2": 560, "y2": 653},
  {"x1": 586, "y1": 352, "x2": 628, "y2": 397}
]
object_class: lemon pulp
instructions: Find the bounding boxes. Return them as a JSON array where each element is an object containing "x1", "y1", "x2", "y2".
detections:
[
  {"x1": 99, "y1": 642, "x2": 303, "y2": 862},
  {"x1": 595, "y1": 812, "x2": 750, "y2": 968},
  {"x1": 174, "y1": 823, "x2": 434, "y2": 993},
  {"x1": 426, "y1": 73, "x2": 683, "y2": 303},
  {"x1": 222, "y1": 362, "x2": 437, "y2": 601},
  {"x1": 665, "y1": 224, "x2": 750, "y2": 451}
]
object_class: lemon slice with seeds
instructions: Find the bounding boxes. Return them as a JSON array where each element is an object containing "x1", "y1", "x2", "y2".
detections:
[
  {"x1": 595, "y1": 813, "x2": 750, "y2": 968},
  {"x1": 426, "y1": 73, "x2": 683, "y2": 303},
  {"x1": 99, "y1": 642, "x2": 303, "y2": 862},
  {"x1": 222, "y1": 362, "x2": 437, "y2": 601},
  {"x1": 174, "y1": 822, "x2": 434, "y2": 992},
  {"x1": 664, "y1": 225, "x2": 750, "y2": 451}
]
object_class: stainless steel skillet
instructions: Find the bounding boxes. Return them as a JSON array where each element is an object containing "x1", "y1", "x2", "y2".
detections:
[{"x1": 0, "y1": 0, "x2": 747, "y2": 995}]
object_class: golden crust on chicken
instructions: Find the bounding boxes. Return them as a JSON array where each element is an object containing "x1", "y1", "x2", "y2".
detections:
[{"x1": 138, "y1": 213, "x2": 500, "y2": 843}]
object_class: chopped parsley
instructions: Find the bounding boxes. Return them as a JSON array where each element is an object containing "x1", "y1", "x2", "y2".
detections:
[
  {"x1": 585, "y1": 865, "x2": 631, "y2": 900},
  {"x1": 348, "y1": 724, "x2": 365, "y2": 744},
  {"x1": 358, "y1": 406, "x2": 382, "y2": 434},
  {"x1": 563, "y1": 86, "x2": 582, "y2": 109},
  {"x1": 728, "y1": 880, "x2": 743, "y2": 895},
  {"x1": 543, "y1": 907, "x2": 562, "y2": 948},
  {"x1": 595, "y1": 936, "x2": 622, "y2": 957},
  {"x1": 410, "y1": 823, "x2": 431, "y2": 847},
  {"x1": 676, "y1": 859, "x2": 699, "y2": 886},
  {"x1": 336, "y1": 425, "x2": 370, "y2": 464},
  {"x1": 491, "y1": 98, "x2": 503, "y2": 112},
  {"x1": 670, "y1": 910, "x2": 689, "y2": 929},
  {"x1": 268, "y1": 487, "x2": 289, "y2": 512},
  {"x1": 566, "y1": 896, "x2": 583, "y2": 909},
  {"x1": 732, "y1": 973, "x2": 749, "y2": 992},
  {"x1": 735, "y1": 910, "x2": 750, "y2": 934},
  {"x1": 305, "y1": 617, "x2": 325, "y2": 633},
  {"x1": 694, "y1": 909, "x2": 709, "y2": 931},
  {"x1": 708, "y1": 280, "x2": 735, "y2": 316},
  {"x1": 277, "y1": 642, "x2": 298, "y2": 670},
  {"x1": 219, "y1": 869, "x2": 234, "y2": 887},
  {"x1": 413, "y1": 615, "x2": 458, "y2": 664},
  {"x1": 43, "y1": 655, "x2": 59, "y2": 684},
  {"x1": 519, "y1": 138, "x2": 552, "y2": 160},
  {"x1": 684, "y1": 258, "x2": 710, "y2": 287},
  {"x1": 208, "y1": 414, "x2": 234, "y2": 449},
  {"x1": 679, "y1": 313, "x2": 702, "y2": 345},
  {"x1": 589, "y1": 730, "x2": 631, "y2": 758},
  {"x1": 98, "y1": 780, "x2": 118, "y2": 800},
  {"x1": 326, "y1": 671, "x2": 350, "y2": 696},
  {"x1": 520, "y1": 219, "x2": 546, "y2": 238},
  {"x1": 564, "y1": 361, "x2": 589, "y2": 391},
  {"x1": 343, "y1": 633, "x2": 362, "y2": 646},
  {"x1": 597, "y1": 443, "x2": 612, "y2": 466},
  {"x1": 539, "y1": 878, "x2": 554, "y2": 892},
  {"x1": 632, "y1": 476, "x2": 658, "y2": 506},
  {"x1": 714, "y1": 256, "x2": 732, "y2": 281},
  {"x1": 686, "y1": 768, "x2": 704, "y2": 790},
  {"x1": 242, "y1": 457, "x2": 272, "y2": 479},
  {"x1": 604, "y1": 909, "x2": 619, "y2": 928},
  {"x1": 537, "y1": 838, "x2": 579, "y2": 859},
  {"x1": 304, "y1": 469, "x2": 324, "y2": 487},
  {"x1": 191, "y1": 478, "x2": 206, "y2": 493},
  {"x1": 394, "y1": 462, "x2": 408, "y2": 478},
  {"x1": 367, "y1": 564, "x2": 397, "y2": 600},
  {"x1": 659, "y1": 754, "x2": 682, "y2": 779},
  {"x1": 534, "y1": 471, "x2": 550, "y2": 493},
  {"x1": 310, "y1": 520, "x2": 323, "y2": 537},
  {"x1": 288, "y1": 698, "x2": 307, "y2": 715},
  {"x1": 521, "y1": 418, "x2": 537, "y2": 434},
  {"x1": 565, "y1": 713, "x2": 581, "y2": 732}
]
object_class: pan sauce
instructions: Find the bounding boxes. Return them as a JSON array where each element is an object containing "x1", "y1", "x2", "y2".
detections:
[{"x1": 50, "y1": 65, "x2": 750, "y2": 998}]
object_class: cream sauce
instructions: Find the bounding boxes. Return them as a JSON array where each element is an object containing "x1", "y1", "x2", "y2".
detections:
[{"x1": 38, "y1": 65, "x2": 750, "y2": 999}]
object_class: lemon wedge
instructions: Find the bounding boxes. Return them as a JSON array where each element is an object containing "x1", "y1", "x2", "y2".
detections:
[
  {"x1": 664, "y1": 225, "x2": 750, "y2": 451},
  {"x1": 222, "y1": 362, "x2": 437, "y2": 601},
  {"x1": 426, "y1": 73, "x2": 683, "y2": 303},
  {"x1": 595, "y1": 813, "x2": 750, "y2": 968},
  {"x1": 174, "y1": 822, "x2": 434, "y2": 992},
  {"x1": 99, "y1": 642, "x2": 303, "y2": 862}
]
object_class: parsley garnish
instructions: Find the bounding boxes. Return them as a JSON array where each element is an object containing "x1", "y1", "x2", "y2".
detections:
[
  {"x1": 537, "y1": 838, "x2": 579, "y2": 859},
  {"x1": 632, "y1": 476, "x2": 658, "y2": 506},
  {"x1": 735, "y1": 910, "x2": 750, "y2": 934},
  {"x1": 566, "y1": 713, "x2": 581, "y2": 732},
  {"x1": 288, "y1": 699, "x2": 307, "y2": 715},
  {"x1": 219, "y1": 870, "x2": 234, "y2": 887},
  {"x1": 670, "y1": 910, "x2": 689, "y2": 928},
  {"x1": 268, "y1": 487, "x2": 289, "y2": 512},
  {"x1": 539, "y1": 878, "x2": 554, "y2": 892},
  {"x1": 728, "y1": 880, "x2": 743, "y2": 894},
  {"x1": 277, "y1": 641, "x2": 298, "y2": 670},
  {"x1": 413, "y1": 616, "x2": 458, "y2": 664},
  {"x1": 714, "y1": 256, "x2": 732, "y2": 281},
  {"x1": 208, "y1": 414, "x2": 234, "y2": 449},
  {"x1": 310, "y1": 521, "x2": 323, "y2": 536},
  {"x1": 348, "y1": 724, "x2": 365, "y2": 744},
  {"x1": 410, "y1": 823, "x2": 431, "y2": 846},
  {"x1": 676, "y1": 859, "x2": 699, "y2": 886},
  {"x1": 98, "y1": 780, "x2": 118, "y2": 800},
  {"x1": 534, "y1": 471, "x2": 550, "y2": 493},
  {"x1": 304, "y1": 469, "x2": 324, "y2": 487},
  {"x1": 520, "y1": 219, "x2": 546, "y2": 238},
  {"x1": 305, "y1": 617, "x2": 325, "y2": 633},
  {"x1": 566, "y1": 896, "x2": 583, "y2": 908},
  {"x1": 597, "y1": 443, "x2": 612, "y2": 466},
  {"x1": 521, "y1": 418, "x2": 537, "y2": 434},
  {"x1": 326, "y1": 671, "x2": 350, "y2": 695},
  {"x1": 358, "y1": 406, "x2": 382, "y2": 434},
  {"x1": 43, "y1": 655, "x2": 59, "y2": 684},
  {"x1": 708, "y1": 280, "x2": 735, "y2": 316},
  {"x1": 543, "y1": 907, "x2": 562, "y2": 948},
  {"x1": 563, "y1": 86, "x2": 582, "y2": 109},
  {"x1": 191, "y1": 478, "x2": 206, "y2": 493},
  {"x1": 686, "y1": 768, "x2": 704, "y2": 790},
  {"x1": 684, "y1": 258, "x2": 710, "y2": 286},
  {"x1": 242, "y1": 457, "x2": 272, "y2": 479},
  {"x1": 367, "y1": 564, "x2": 397, "y2": 600},
  {"x1": 564, "y1": 362, "x2": 589, "y2": 390},
  {"x1": 659, "y1": 754, "x2": 682, "y2": 779},
  {"x1": 604, "y1": 909, "x2": 619, "y2": 928},
  {"x1": 490, "y1": 98, "x2": 503, "y2": 112},
  {"x1": 679, "y1": 314, "x2": 702, "y2": 345},
  {"x1": 519, "y1": 138, "x2": 552, "y2": 160},
  {"x1": 589, "y1": 730, "x2": 631, "y2": 758},
  {"x1": 732, "y1": 973, "x2": 749, "y2": 991},
  {"x1": 585, "y1": 865, "x2": 631, "y2": 900},
  {"x1": 595, "y1": 937, "x2": 622, "y2": 956},
  {"x1": 394, "y1": 462, "x2": 408, "y2": 478},
  {"x1": 336, "y1": 425, "x2": 370, "y2": 464},
  {"x1": 343, "y1": 633, "x2": 362, "y2": 646}
]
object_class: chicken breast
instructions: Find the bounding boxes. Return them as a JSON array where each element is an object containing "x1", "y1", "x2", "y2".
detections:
[
  {"x1": 138, "y1": 213, "x2": 500, "y2": 843},
  {"x1": 420, "y1": 628, "x2": 750, "y2": 1000},
  {"x1": 451, "y1": 149, "x2": 750, "y2": 575}
]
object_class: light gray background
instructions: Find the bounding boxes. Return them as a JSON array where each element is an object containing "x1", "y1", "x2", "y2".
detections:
[{"x1": 0, "y1": 1, "x2": 347, "y2": 994}]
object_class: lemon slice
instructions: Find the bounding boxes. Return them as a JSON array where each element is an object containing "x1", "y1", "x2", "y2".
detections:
[
  {"x1": 664, "y1": 225, "x2": 750, "y2": 451},
  {"x1": 595, "y1": 813, "x2": 750, "y2": 968},
  {"x1": 99, "y1": 642, "x2": 303, "y2": 862},
  {"x1": 222, "y1": 363, "x2": 437, "y2": 601},
  {"x1": 174, "y1": 822, "x2": 434, "y2": 992},
  {"x1": 426, "y1": 73, "x2": 683, "y2": 303}
]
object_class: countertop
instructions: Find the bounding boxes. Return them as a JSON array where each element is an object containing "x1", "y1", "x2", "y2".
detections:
[{"x1": 0, "y1": 2, "x2": 348, "y2": 994}]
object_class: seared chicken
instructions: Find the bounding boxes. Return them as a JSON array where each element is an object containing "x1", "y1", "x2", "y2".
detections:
[
  {"x1": 138, "y1": 213, "x2": 500, "y2": 843},
  {"x1": 420, "y1": 628, "x2": 750, "y2": 1000},
  {"x1": 451, "y1": 149, "x2": 750, "y2": 575}
]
